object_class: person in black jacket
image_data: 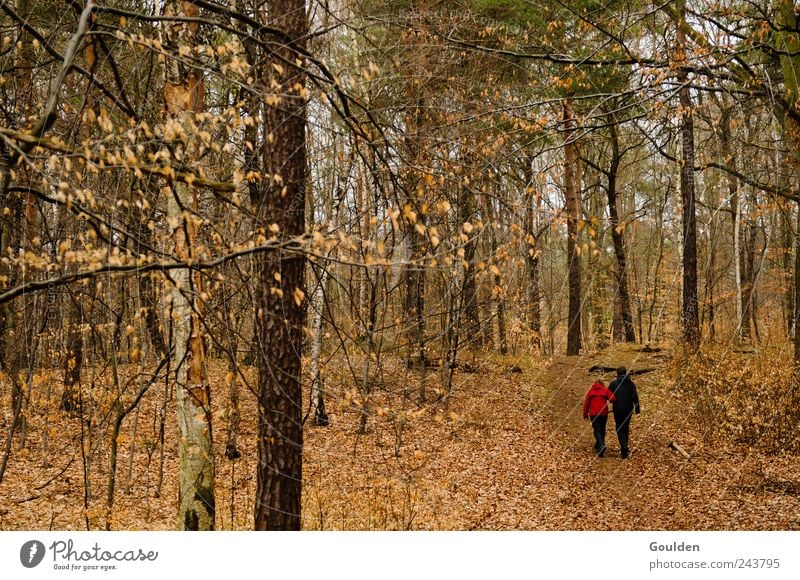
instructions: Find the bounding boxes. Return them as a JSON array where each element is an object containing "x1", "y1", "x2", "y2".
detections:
[{"x1": 608, "y1": 366, "x2": 640, "y2": 459}]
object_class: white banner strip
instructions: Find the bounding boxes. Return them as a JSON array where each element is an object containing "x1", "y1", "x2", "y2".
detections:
[{"x1": 1, "y1": 531, "x2": 798, "y2": 579}]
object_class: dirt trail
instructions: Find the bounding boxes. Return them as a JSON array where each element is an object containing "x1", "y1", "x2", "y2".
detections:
[
  {"x1": 521, "y1": 344, "x2": 685, "y2": 528},
  {"x1": 538, "y1": 345, "x2": 669, "y2": 465},
  {"x1": 515, "y1": 344, "x2": 799, "y2": 530}
]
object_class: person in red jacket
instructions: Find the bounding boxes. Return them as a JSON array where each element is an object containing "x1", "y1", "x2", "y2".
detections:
[{"x1": 583, "y1": 379, "x2": 616, "y2": 457}]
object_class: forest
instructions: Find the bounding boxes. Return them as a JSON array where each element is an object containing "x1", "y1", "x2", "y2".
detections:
[{"x1": 0, "y1": 0, "x2": 799, "y2": 531}]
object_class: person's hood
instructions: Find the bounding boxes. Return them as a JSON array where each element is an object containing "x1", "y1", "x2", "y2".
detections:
[{"x1": 588, "y1": 383, "x2": 607, "y2": 394}]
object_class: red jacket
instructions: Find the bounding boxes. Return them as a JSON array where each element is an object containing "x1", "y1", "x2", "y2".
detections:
[{"x1": 583, "y1": 382, "x2": 616, "y2": 418}]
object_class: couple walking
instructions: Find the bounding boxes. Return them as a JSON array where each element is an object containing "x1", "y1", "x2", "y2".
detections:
[{"x1": 582, "y1": 367, "x2": 640, "y2": 459}]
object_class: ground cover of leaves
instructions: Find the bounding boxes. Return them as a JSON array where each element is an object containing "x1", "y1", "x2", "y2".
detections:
[{"x1": 1, "y1": 343, "x2": 798, "y2": 530}]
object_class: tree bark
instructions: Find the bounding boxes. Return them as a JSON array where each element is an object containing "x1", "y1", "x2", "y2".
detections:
[
  {"x1": 459, "y1": 185, "x2": 481, "y2": 349},
  {"x1": 563, "y1": 100, "x2": 582, "y2": 355},
  {"x1": 308, "y1": 265, "x2": 330, "y2": 427},
  {"x1": 676, "y1": 0, "x2": 700, "y2": 348},
  {"x1": 781, "y1": 201, "x2": 794, "y2": 339},
  {"x1": 253, "y1": 0, "x2": 307, "y2": 530},
  {"x1": 606, "y1": 118, "x2": 636, "y2": 343},
  {"x1": 163, "y1": 0, "x2": 215, "y2": 531},
  {"x1": 776, "y1": 0, "x2": 800, "y2": 365},
  {"x1": 740, "y1": 217, "x2": 756, "y2": 341},
  {"x1": 522, "y1": 156, "x2": 544, "y2": 350},
  {"x1": 792, "y1": 232, "x2": 800, "y2": 363},
  {"x1": 60, "y1": 292, "x2": 83, "y2": 413}
]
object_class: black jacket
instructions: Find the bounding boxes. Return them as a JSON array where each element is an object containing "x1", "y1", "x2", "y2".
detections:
[{"x1": 609, "y1": 375, "x2": 640, "y2": 416}]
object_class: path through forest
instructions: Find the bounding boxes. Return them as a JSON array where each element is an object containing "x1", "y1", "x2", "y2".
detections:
[
  {"x1": 504, "y1": 343, "x2": 800, "y2": 530},
  {"x1": 533, "y1": 345, "x2": 678, "y2": 527},
  {"x1": 2, "y1": 344, "x2": 799, "y2": 530},
  {"x1": 386, "y1": 342, "x2": 800, "y2": 530}
]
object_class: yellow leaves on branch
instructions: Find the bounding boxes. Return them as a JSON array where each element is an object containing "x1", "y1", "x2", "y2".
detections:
[
  {"x1": 402, "y1": 204, "x2": 417, "y2": 224},
  {"x1": 293, "y1": 287, "x2": 305, "y2": 307}
]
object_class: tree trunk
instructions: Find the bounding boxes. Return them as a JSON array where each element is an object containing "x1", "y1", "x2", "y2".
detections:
[
  {"x1": 523, "y1": 159, "x2": 544, "y2": 351},
  {"x1": 358, "y1": 273, "x2": 378, "y2": 434},
  {"x1": 676, "y1": 1, "x2": 700, "y2": 348},
  {"x1": 586, "y1": 168, "x2": 608, "y2": 349},
  {"x1": 563, "y1": 100, "x2": 582, "y2": 355},
  {"x1": 703, "y1": 204, "x2": 718, "y2": 342},
  {"x1": 781, "y1": 202, "x2": 794, "y2": 339},
  {"x1": 402, "y1": 189, "x2": 427, "y2": 372},
  {"x1": 606, "y1": 119, "x2": 636, "y2": 343},
  {"x1": 163, "y1": 0, "x2": 215, "y2": 531},
  {"x1": 253, "y1": 0, "x2": 307, "y2": 531},
  {"x1": 308, "y1": 265, "x2": 330, "y2": 427},
  {"x1": 526, "y1": 242, "x2": 542, "y2": 351},
  {"x1": 400, "y1": 20, "x2": 431, "y2": 374},
  {"x1": 795, "y1": 202, "x2": 800, "y2": 365},
  {"x1": 60, "y1": 292, "x2": 83, "y2": 412},
  {"x1": 459, "y1": 186, "x2": 481, "y2": 349},
  {"x1": 776, "y1": 0, "x2": 800, "y2": 365},
  {"x1": 740, "y1": 218, "x2": 755, "y2": 341},
  {"x1": 527, "y1": 249, "x2": 542, "y2": 343},
  {"x1": 0, "y1": 201, "x2": 24, "y2": 427},
  {"x1": 732, "y1": 165, "x2": 744, "y2": 338},
  {"x1": 138, "y1": 221, "x2": 167, "y2": 358}
]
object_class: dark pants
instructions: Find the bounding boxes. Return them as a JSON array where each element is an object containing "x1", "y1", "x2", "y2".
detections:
[
  {"x1": 590, "y1": 415, "x2": 608, "y2": 453},
  {"x1": 614, "y1": 409, "x2": 633, "y2": 455}
]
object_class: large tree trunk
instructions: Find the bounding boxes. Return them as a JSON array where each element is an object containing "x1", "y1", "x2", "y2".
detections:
[
  {"x1": 253, "y1": 0, "x2": 307, "y2": 531},
  {"x1": 563, "y1": 100, "x2": 582, "y2": 355},
  {"x1": 163, "y1": 0, "x2": 215, "y2": 531},
  {"x1": 606, "y1": 119, "x2": 636, "y2": 343},
  {"x1": 776, "y1": 0, "x2": 800, "y2": 365},
  {"x1": 676, "y1": 1, "x2": 700, "y2": 348}
]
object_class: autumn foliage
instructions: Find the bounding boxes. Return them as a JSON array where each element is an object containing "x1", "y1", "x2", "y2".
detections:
[{"x1": 676, "y1": 347, "x2": 800, "y2": 454}]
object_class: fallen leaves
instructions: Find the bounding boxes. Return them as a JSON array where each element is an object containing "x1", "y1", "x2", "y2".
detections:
[{"x1": 0, "y1": 345, "x2": 798, "y2": 530}]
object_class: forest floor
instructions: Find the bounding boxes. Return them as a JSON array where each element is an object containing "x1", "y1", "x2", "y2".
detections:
[{"x1": 1, "y1": 342, "x2": 799, "y2": 530}]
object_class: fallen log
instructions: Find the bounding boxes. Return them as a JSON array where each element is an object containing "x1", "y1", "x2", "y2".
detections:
[
  {"x1": 667, "y1": 440, "x2": 691, "y2": 460},
  {"x1": 588, "y1": 365, "x2": 657, "y2": 376},
  {"x1": 639, "y1": 345, "x2": 662, "y2": 353}
]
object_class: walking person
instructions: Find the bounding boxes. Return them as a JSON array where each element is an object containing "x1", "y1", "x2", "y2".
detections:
[
  {"x1": 583, "y1": 378, "x2": 616, "y2": 458},
  {"x1": 608, "y1": 366, "x2": 640, "y2": 459}
]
